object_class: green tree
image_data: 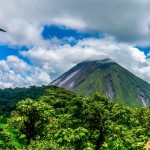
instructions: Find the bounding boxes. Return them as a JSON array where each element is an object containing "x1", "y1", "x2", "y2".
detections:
[
  {"x1": 0, "y1": 116, "x2": 26, "y2": 149},
  {"x1": 54, "y1": 127, "x2": 92, "y2": 149},
  {"x1": 1, "y1": 86, "x2": 150, "y2": 149},
  {"x1": 8, "y1": 98, "x2": 53, "y2": 143},
  {"x1": 62, "y1": 93, "x2": 149, "y2": 149}
]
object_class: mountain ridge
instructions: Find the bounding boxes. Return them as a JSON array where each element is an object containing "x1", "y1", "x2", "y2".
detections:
[{"x1": 51, "y1": 58, "x2": 150, "y2": 107}]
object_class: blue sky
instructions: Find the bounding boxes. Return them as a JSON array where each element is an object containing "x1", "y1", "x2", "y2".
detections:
[
  {"x1": 135, "y1": 45, "x2": 150, "y2": 57},
  {"x1": 42, "y1": 25, "x2": 101, "y2": 40},
  {"x1": 1, "y1": 0, "x2": 150, "y2": 88},
  {"x1": 0, "y1": 45, "x2": 18, "y2": 59},
  {"x1": 0, "y1": 25, "x2": 148, "y2": 60},
  {"x1": 0, "y1": 25, "x2": 148, "y2": 63},
  {"x1": 0, "y1": 25, "x2": 102, "y2": 60},
  {"x1": 0, "y1": 45, "x2": 28, "y2": 60}
]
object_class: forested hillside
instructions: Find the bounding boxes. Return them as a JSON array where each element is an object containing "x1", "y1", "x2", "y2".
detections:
[
  {"x1": 0, "y1": 86, "x2": 150, "y2": 149},
  {"x1": 0, "y1": 85, "x2": 75, "y2": 116}
]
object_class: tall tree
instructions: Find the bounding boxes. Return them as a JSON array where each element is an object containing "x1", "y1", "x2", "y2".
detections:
[{"x1": 8, "y1": 98, "x2": 53, "y2": 143}]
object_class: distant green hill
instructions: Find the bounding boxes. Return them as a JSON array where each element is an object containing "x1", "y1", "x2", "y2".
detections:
[
  {"x1": 51, "y1": 58, "x2": 150, "y2": 107},
  {"x1": 0, "y1": 85, "x2": 76, "y2": 116}
]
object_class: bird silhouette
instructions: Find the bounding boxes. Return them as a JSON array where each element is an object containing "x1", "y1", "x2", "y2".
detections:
[{"x1": 0, "y1": 28, "x2": 6, "y2": 32}]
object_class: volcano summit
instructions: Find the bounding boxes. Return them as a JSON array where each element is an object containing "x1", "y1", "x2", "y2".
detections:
[{"x1": 51, "y1": 58, "x2": 150, "y2": 107}]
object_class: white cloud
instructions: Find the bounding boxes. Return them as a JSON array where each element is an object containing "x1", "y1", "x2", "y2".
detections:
[
  {"x1": 1, "y1": 0, "x2": 150, "y2": 46},
  {"x1": 20, "y1": 37, "x2": 150, "y2": 83},
  {"x1": 0, "y1": 56, "x2": 51, "y2": 88}
]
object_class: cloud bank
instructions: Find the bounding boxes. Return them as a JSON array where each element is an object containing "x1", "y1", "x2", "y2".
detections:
[
  {"x1": 21, "y1": 37, "x2": 150, "y2": 83},
  {"x1": 0, "y1": 55, "x2": 51, "y2": 88},
  {"x1": 1, "y1": 0, "x2": 150, "y2": 46},
  {"x1": 0, "y1": 36, "x2": 150, "y2": 88}
]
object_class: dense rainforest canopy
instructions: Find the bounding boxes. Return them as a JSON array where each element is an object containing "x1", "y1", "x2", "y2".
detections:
[{"x1": 0, "y1": 86, "x2": 150, "y2": 149}]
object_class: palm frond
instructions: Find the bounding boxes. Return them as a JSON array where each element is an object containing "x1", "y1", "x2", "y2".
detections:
[{"x1": 0, "y1": 28, "x2": 6, "y2": 32}]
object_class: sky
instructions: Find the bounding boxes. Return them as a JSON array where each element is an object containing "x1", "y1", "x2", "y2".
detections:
[{"x1": 1, "y1": 0, "x2": 150, "y2": 88}]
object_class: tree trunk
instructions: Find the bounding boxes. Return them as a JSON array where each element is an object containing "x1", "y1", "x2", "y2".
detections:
[{"x1": 96, "y1": 118, "x2": 105, "y2": 150}]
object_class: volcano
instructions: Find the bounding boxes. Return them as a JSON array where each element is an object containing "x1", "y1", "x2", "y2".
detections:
[{"x1": 51, "y1": 58, "x2": 150, "y2": 107}]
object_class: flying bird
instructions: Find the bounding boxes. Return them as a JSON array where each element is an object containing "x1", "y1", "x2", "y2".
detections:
[{"x1": 0, "y1": 28, "x2": 6, "y2": 32}]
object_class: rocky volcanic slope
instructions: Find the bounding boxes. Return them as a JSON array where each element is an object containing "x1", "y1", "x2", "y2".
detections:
[{"x1": 51, "y1": 58, "x2": 150, "y2": 107}]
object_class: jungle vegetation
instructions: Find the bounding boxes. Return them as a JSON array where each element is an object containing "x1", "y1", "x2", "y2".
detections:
[{"x1": 0, "y1": 86, "x2": 150, "y2": 149}]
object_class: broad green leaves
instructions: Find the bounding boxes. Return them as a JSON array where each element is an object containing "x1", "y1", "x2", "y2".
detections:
[
  {"x1": 0, "y1": 116, "x2": 26, "y2": 149},
  {"x1": 1, "y1": 87, "x2": 150, "y2": 149},
  {"x1": 54, "y1": 127, "x2": 92, "y2": 149},
  {"x1": 8, "y1": 99, "x2": 53, "y2": 143}
]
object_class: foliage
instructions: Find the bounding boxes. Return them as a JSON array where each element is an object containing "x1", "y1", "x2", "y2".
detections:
[
  {"x1": 57, "y1": 93, "x2": 149, "y2": 149},
  {"x1": 0, "y1": 86, "x2": 150, "y2": 149},
  {"x1": 0, "y1": 116, "x2": 26, "y2": 149},
  {"x1": 8, "y1": 98, "x2": 53, "y2": 143},
  {"x1": 54, "y1": 127, "x2": 93, "y2": 149},
  {"x1": 0, "y1": 85, "x2": 75, "y2": 116},
  {"x1": 26, "y1": 138, "x2": 73, "y2": 150}
]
